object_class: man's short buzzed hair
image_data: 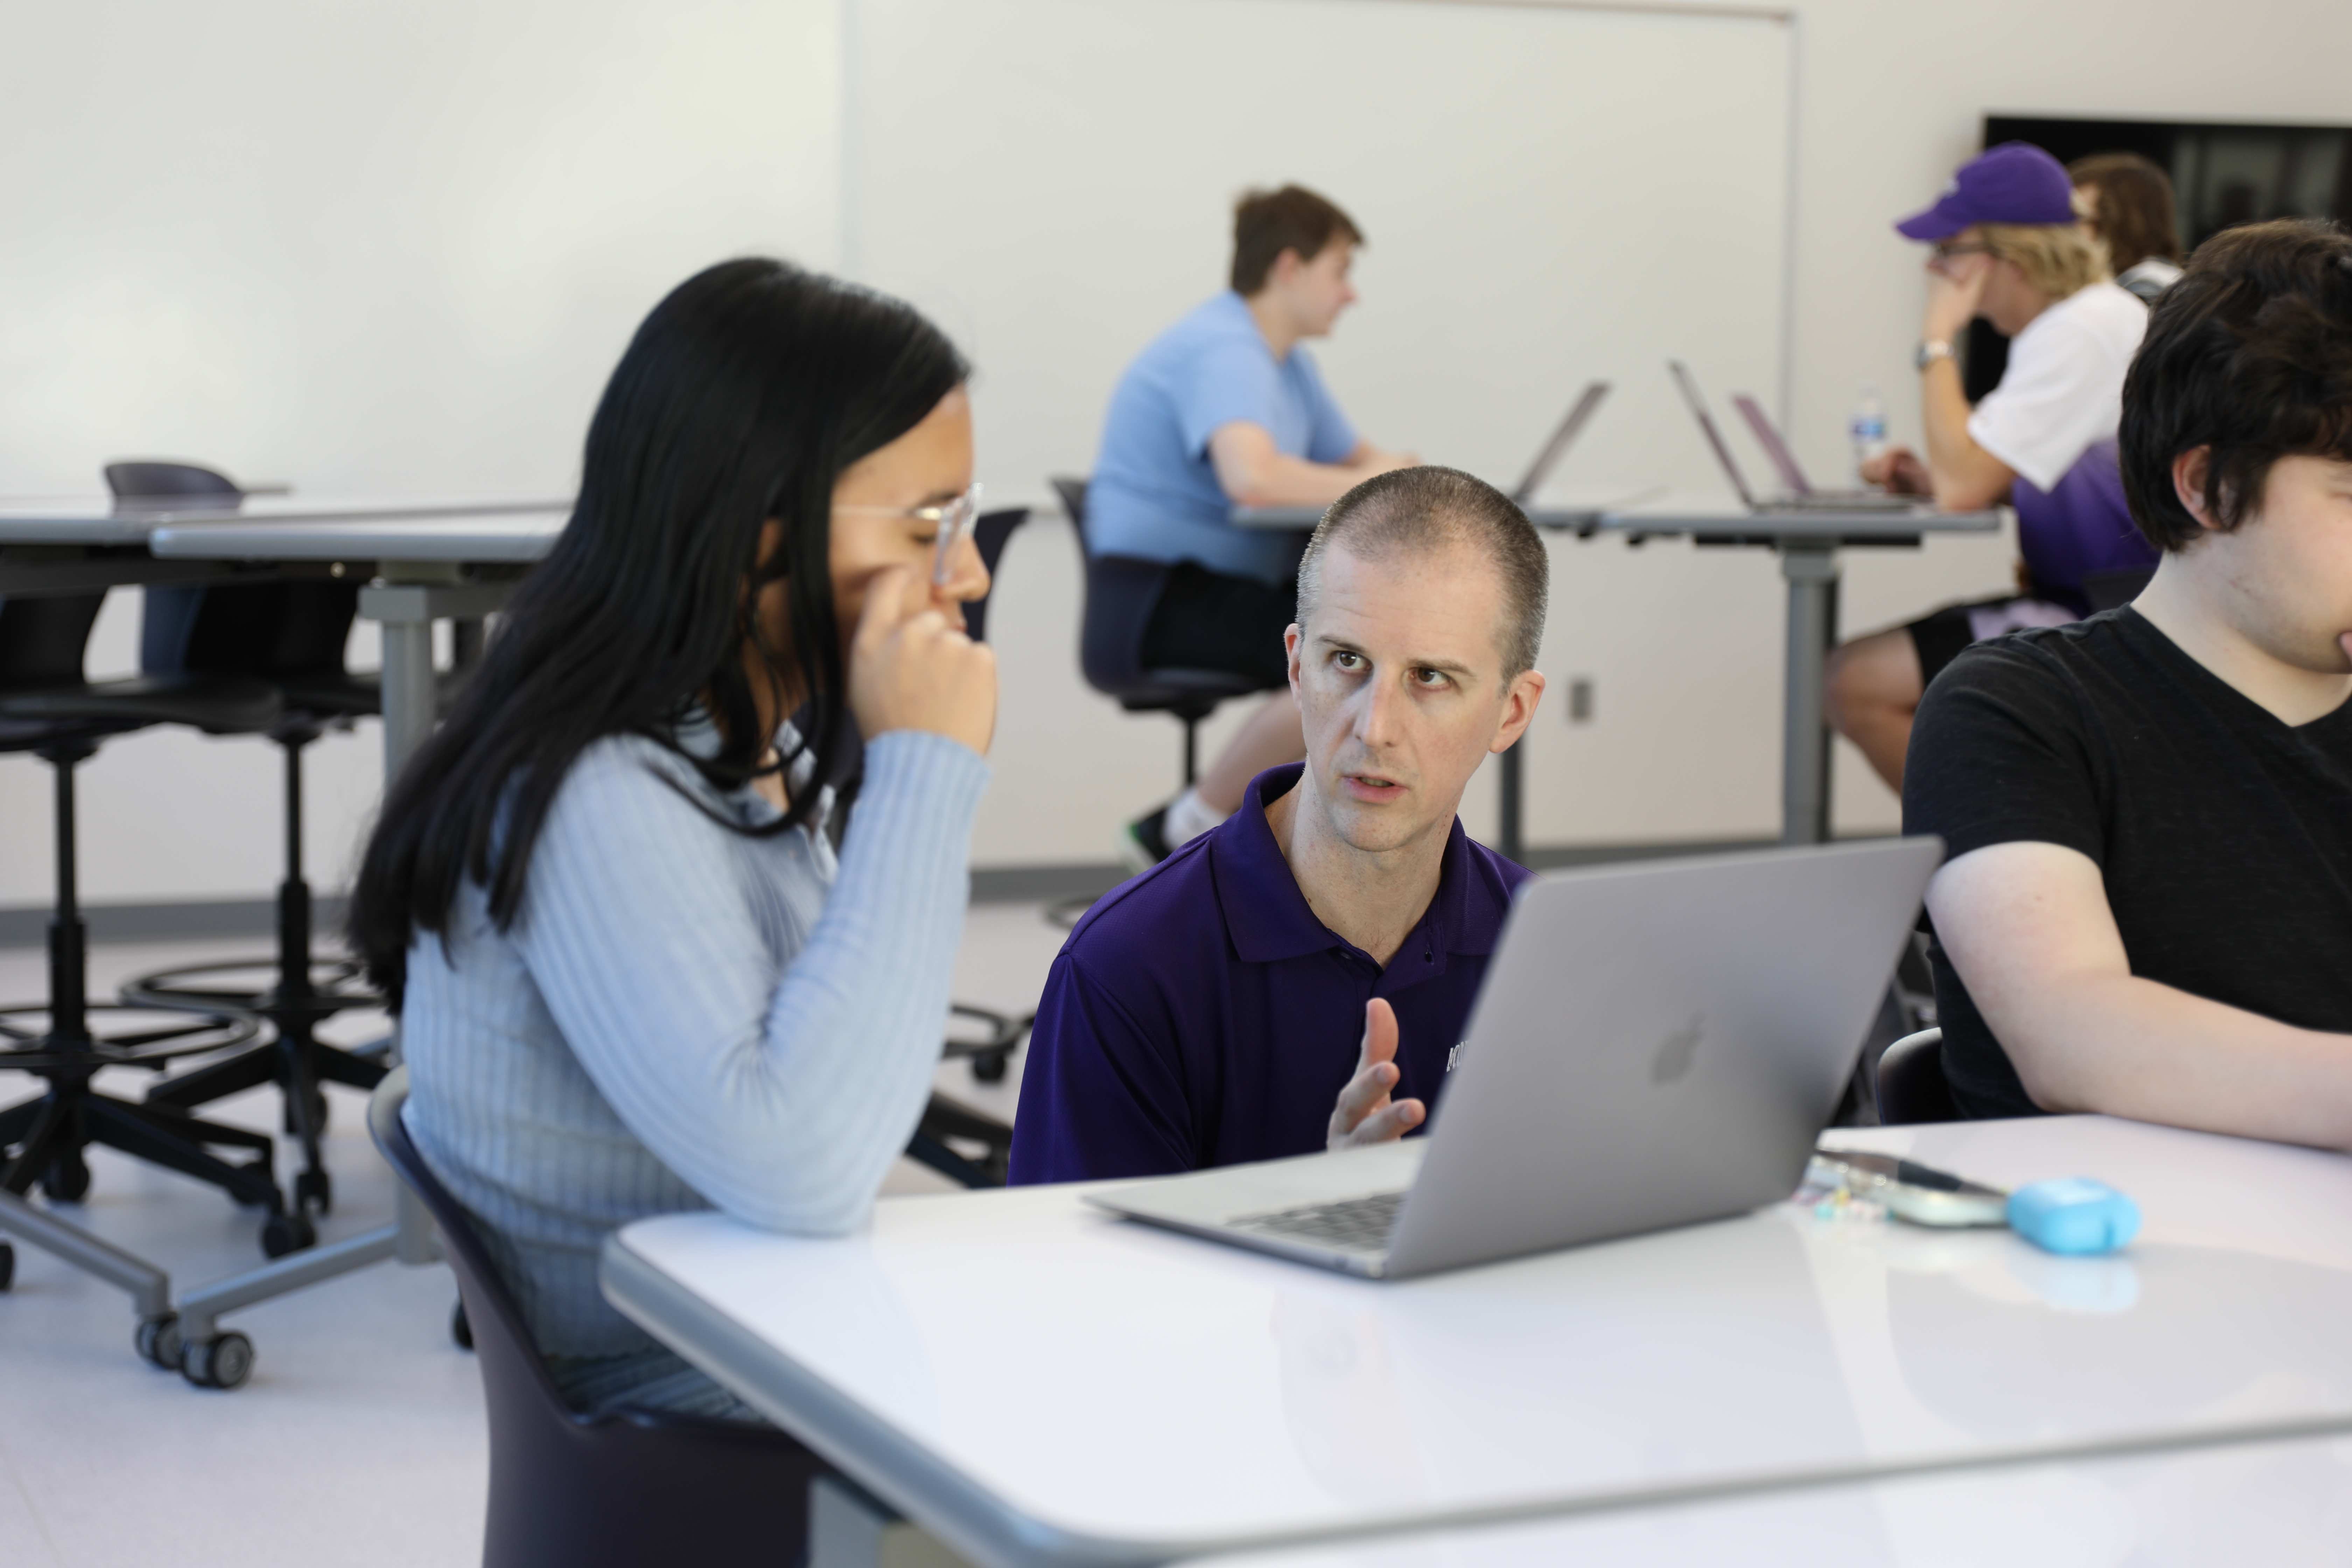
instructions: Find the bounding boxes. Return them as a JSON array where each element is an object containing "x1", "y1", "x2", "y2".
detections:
[
  {"x1": 2120, "y1": 218, "x2": 2352, "y2": 551},
  {"x1": 1231, "y1": 186, "x2": 1363, "y2": 296},
  {"x1": 1295, "y1": 466, "x2": 1548, "y2": 677}
]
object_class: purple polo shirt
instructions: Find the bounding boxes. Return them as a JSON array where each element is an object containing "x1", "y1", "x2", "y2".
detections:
[{"x1": 1008, "y1": 764, "x2": 1531, "y2": 1184}]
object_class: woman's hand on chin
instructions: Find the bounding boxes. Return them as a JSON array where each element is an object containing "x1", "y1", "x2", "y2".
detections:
[{"x1": 848, "y1": 564, "x2": 998, "y2": 756}]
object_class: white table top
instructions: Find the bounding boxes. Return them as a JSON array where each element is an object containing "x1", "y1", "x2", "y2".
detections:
[
  {"x1": 149, "y1": 512, "x2": 566, "y2": 563},
  {"x1": 602, "y1": 1115, "x2": 2352, "y2": 1567},
  {"x1": 1180, "y1": 1429, "x2": 2352, "y2": 1566},
  {"x1": 1591, "y1": 504, "x2": 2002, "y2": 542},
  {"x1": 0, "y1": 492, "x2": 569, "y2": 545},
  {"x1": 1232, "y1": 487, "x2": 1677, "y2": 533}
]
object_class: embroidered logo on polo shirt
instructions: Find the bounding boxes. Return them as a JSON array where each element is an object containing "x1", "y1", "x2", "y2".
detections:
[{"x1": 1446, "y1": 1042, "x2": 1468, "y2": 1073}]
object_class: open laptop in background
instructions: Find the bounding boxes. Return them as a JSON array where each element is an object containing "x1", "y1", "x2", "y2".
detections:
[
  {"x1": 1731, "y1": 393, "x2": 1924, "y2": 513},
  {"x1": 1508, "y1": 380, "x2": 1611, "y2": 505},
  {"x1": 1668, "y1": 360, "x2": 1916, "y2": 514},
  {"x1": 1088, "y1": 837, "x2": 1942, "y2": 1280}
]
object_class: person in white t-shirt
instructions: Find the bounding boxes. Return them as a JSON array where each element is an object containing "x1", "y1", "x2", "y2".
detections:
[{"x1": 1825, "y1": 142, "x2": 2156, "y2": 791}]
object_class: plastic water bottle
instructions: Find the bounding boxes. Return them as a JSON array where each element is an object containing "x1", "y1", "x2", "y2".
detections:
[{"x1": 1850, "y1": 385, "x2": 1889, "y2": 475}]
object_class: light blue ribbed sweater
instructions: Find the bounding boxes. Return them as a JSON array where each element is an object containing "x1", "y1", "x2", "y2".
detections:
[{"x1": 400, "y1": 726, "x2": 988, "y2": 1358}]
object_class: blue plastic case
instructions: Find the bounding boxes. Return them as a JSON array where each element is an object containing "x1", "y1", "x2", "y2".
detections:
[{"x1": 2006, "y1": 1178, "x2": 2142, "y2": 1255}]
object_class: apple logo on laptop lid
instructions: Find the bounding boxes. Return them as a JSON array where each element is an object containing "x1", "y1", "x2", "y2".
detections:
[{"x1": 1651, "y1": 1014, "x2": 1704, "y2": 1084}]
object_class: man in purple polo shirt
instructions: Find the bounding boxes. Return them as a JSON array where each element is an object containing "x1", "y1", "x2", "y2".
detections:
[{"x1": 1010, "y1": 466, "x2": 1548, "y2": 1182}]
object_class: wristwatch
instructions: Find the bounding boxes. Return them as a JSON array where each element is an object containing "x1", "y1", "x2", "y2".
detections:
[{"x1": 1915, "y1": 338, "x2": 1956, "y2": 372}]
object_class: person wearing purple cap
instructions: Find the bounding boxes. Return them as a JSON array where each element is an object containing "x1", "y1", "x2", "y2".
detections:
[{"x1": 1826, "y1": 141, "x2": 2156, "y2": 792}]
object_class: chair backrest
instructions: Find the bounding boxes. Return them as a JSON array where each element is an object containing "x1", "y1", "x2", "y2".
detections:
[
  {"x1": 1873, "y1": 1027, "x2": 1957, "y2": 1125},
  {"x1": 366, "y1": 1071, "x2": 819, "y2": 1568},
  {"x1": 105, "y1": 461, "x2": 360, "y2": 681},
  {"x1": 1049, "y1": 475, "x2": 1191, "y2": 698},
  {"x1": 0, "y1": 594, "x2": 106, "y2": 692},
  {"x1": 959, "y1": 506, "x2": 1029, "y2": 645}
]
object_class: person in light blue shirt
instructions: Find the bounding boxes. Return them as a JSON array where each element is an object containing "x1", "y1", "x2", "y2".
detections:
[{"x1": 1088, "y1": 185, "x2": 1416, "y2": 867}]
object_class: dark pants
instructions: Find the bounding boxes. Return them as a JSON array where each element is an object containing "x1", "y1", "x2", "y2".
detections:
[{"x1": 1138, "y1": 562, "x2": 1297, "y2": 690}]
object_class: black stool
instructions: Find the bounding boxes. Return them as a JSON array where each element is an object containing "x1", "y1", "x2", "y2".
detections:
[
  {"x1": 1051, "y1": 478, "x2": 1259, "y2": 789},
  {"x1": 104, "y1": 462, "x2": 390, "y2": 1232},
  {"x1": 0, "y1": 589, "x2": 316, "y2": 1260}
]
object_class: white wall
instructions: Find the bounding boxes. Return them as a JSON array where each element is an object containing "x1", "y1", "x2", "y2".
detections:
[
  {"x1": 0, "y1": 0, "x2": 844, "y2": 906},
  {"x1": 8, "y1": 0, "x2": 2352, "y2": 909}
]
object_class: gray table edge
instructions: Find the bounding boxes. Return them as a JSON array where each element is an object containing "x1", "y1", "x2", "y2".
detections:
[
  {"x1": 598, "y1": 1227, "x2": 2352, "y2": 1568},
  {"x1": 147, "y1": 521, "x2": 559, "y2": 563}
]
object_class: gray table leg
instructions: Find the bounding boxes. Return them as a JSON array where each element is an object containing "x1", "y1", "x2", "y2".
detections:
[
  {"x1": 1778, "y1": 545, "x2": 1841, "y2": 845},
  {"x1": 1497, "y1": 746, "x2": 1525, "y2": 865}
]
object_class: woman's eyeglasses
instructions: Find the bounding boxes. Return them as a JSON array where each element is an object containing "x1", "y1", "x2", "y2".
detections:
[
  {"x1": 836, "y1": 481, "x2": 984, "y2": 586},
  {"x1": 1929, "y1": 240, "x2": 1997, "y2": 264}
]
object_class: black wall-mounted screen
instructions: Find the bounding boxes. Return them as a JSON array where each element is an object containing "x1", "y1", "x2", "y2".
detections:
[
  {"x1": 1984, "y1": 113, "x2": 2352, "y2": 249},
  {"x1": 1961, "y1": 114, "x2": 2352, "y2": 399}
]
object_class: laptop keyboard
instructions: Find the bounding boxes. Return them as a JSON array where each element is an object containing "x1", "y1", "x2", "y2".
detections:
[{"x1": 1236, "y1": 1191, "x2": 1407, "y2": 1253}]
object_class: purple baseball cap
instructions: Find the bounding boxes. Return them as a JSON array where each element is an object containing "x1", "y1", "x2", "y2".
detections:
[{"x1": 1895, "y1": 142, "x2": 2078, "y2": 240}]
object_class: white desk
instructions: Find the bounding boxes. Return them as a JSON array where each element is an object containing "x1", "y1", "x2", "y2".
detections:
[
  {"x1": 0, "y1": 491, "x2": 568, "y2": 542},
  {"x1": 602, "y1": 1115, "x2": 2352, "y2": 1568},
  {"x1": 1591, "y1": 505, "x2": 2001, "y2": 845},
  {"x1": 1179, "y1": 1429, "x2": 2352, "y2": 1566}
]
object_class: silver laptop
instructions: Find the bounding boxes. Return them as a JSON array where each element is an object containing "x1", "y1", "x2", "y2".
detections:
[
  {"x1": 1508, "y1": 380, "x2": 1611, "y2": 505},
  {"x1": 1668, "y1": 360, "x2": 1916, "y2": 515},
  {"x1": 1087, "y1": 837, "x2": 1941, "y2": 1279},
  {"x1": 1731, "y1": 393, "x2": 1920, "y2": 512}
]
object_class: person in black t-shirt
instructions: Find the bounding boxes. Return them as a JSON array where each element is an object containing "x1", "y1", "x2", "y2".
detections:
[{"x1": 1904, "y1": 218, "x2": 2352, "y2": 1147}]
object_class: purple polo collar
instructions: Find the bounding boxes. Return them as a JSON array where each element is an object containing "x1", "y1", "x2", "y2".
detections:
[{"x1": 1209, "y1": 764, "x2": 1506, "y2": 967}]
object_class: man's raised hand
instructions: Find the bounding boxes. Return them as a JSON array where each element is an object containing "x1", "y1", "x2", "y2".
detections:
[{"x1": 1327, "y1": 997, "x2": 1426, "y2": 1152}]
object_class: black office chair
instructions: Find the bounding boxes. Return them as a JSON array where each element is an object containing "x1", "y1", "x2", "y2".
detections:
[
  {"x1": 1050, "y1": 478, "x2": 1258, "y2": 787},
  {"x1": 368, "y1": 1070, "x2": 824, "y2": 1568},
  {"x1": 0, "y1": 592, "x2": 317, "y2": 1257},
  {"x1": 102, "y1": 462, "x2": 390, "y2": 1235},
  {"x1": 1874, "y1": 1028, "x2": 1957, "y2": 1125}
]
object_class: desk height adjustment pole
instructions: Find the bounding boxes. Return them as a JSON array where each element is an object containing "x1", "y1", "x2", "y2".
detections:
[
  {"x1": 1497, "y1": 745, "x2": 1525, "y2": 865},
  {"x1": 1778, "y1": 544, "x2": 1840, "y2": 846}
]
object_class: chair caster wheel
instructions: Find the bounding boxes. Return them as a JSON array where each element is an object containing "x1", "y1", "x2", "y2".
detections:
[
  {"x1": 971, "y1": 1051, "x2": 1009, "y2": 1085},
  {"x1": 0, "y1": 1241, "x2": 13, "y2": 1293},
  {"x1": 136, "y1": 1314, "x2": 184, "y2": 1371},
  {"x1": 182, "y1": 1331, "x2": 254, "y2": 1390},
  {"x1": 260, "y1": 1210, "x2": 316, "y2": 1258},
  {"x1": 42, "y1": 1151, "x2": 91, "y2": 1203},
  {"x1": 294, "y1": 1168, "x2": 333, "y2": 1215},
  {"x1": 451, "y1": 1301, "x2": 474, "y2": 1351}
]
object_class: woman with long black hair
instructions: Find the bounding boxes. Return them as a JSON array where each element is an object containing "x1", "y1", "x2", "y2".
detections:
[{"x1": 349, "y1": 258, "x2": 996, "y2": 1417}]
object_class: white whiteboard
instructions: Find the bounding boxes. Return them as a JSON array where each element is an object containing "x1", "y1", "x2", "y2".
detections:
[{"x1": 847, "y1": 0, "x2": 1794, "y2": 507}]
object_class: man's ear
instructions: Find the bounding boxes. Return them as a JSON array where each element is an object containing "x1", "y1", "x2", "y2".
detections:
[
  {"x1": 1489, "y1": 670, "x2": 1546, "y2": 755},
  {"x1": 1284, "y1": 624, "x2": 1304, "y2": 699},
  {"x1": 2171, "y1": 446, "x2": 2221, "y2": 532}
]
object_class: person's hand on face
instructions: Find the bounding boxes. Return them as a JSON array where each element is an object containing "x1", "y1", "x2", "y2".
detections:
[
  {"x1": 847, "y1": 563, "x2": 997, "y2": 756},
  {"x1": 1327, "y1": 998, "x2": 1425, "y2": 1151},
  {"x1": 1923, "y1": 247, "x2": 1990, "y2": 343}
]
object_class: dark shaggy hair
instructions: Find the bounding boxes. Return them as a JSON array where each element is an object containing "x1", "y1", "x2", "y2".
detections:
[
  {"x1": 348, "y1": 258, "x2": 968, "y2": 1006},
  {"x1": 2120, "y1": 219, "x2": 2352, "y2": 552},
  {"x1": 1230, "y1": 185, "x2": 1363, "y2": 296},
  {"x1": 2068, "y1": 152, "x2": 2183, "y2": 275},
  {"x1": 1295, "y1": 465, "x2": 1549, "y2": 676}
]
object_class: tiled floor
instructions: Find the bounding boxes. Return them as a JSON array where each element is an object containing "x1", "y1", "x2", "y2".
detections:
[{"x1": 0, "y1": 903, "x2": 1066, "y2": 1568}]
